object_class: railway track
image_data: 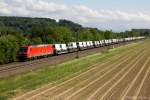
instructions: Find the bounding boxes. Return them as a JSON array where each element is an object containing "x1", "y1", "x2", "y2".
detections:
[
  {"x1": 0, "y1": 42, "x2": 133, "y2": 78},
  {"x1": 0, "y1": 58, "x2": 49, "y2": 73}
]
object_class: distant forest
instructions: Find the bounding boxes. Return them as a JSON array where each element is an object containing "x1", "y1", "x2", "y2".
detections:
[{"x1": 0, "y1": 16, "x2": 149, "y2": 64}]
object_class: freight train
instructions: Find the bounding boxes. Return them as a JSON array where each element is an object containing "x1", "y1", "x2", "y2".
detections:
[{"x1": 19, "y1": 37, "x2": 145, "y2": 61}]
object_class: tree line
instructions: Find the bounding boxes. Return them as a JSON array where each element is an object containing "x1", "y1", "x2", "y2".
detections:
[{"x1": 0, "y1": 16, "x2": 147, "y2": 64}]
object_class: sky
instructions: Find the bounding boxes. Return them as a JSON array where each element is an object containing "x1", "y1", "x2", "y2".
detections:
[{"x1": 0, "y1": 0, "x2": 150, "y2": 31}]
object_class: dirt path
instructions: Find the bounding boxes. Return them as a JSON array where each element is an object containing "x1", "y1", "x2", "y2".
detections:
[{"x1": 13, "y1": 40, "x2": 150, "y2": 100}]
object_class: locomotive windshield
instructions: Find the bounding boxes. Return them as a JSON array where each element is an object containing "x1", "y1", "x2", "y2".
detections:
[{"x1": 20, "y1": 47, "x2": 28, "y2": 52}]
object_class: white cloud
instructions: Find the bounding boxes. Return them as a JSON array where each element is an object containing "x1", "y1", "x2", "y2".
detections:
[{"x1": 0, "y1": 0, "x2": 150, "y2": 31}]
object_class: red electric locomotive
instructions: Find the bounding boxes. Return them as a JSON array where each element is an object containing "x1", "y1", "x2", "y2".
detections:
[{"x1": 19, "y1": 44, "x2": 54, "y2": 61}]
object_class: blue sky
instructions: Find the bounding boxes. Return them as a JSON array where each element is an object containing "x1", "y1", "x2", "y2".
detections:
[{"x1": 0, "y1": 0, "x2": 150, "y2": 31}]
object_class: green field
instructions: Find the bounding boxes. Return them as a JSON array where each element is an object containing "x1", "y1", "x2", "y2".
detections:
[{"x1": 0, "y1": 41, "x2": 143, "y2": 100}]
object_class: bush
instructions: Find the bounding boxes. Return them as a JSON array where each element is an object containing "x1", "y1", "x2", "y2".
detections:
[{"x1": 0, "y1": 35, "x2": 19, "y2": 64}]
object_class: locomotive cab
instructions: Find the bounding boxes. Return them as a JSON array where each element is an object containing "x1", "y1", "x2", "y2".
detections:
[{"x1": 19, "y1": 47, "x2": 28, "y2": 61}]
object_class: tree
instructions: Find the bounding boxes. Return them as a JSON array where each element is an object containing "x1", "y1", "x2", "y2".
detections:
[
  {"x1": 0, "y1": 35, "x2": 19, "y2": 64},
  {"x1": 104, "y1": 30, "x2": 113, "y2": 39}
]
